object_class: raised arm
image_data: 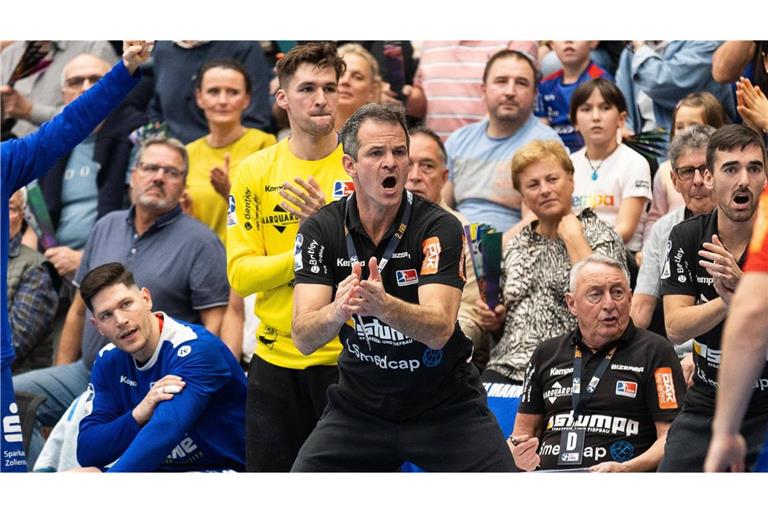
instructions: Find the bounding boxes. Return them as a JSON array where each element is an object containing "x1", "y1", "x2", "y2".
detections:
[
  {"x1": 712, "y1": 41, "x2": 756, "y2": 83},
  {"x1": 663, "y1": 294, "x2": 727, "y2": 344}
]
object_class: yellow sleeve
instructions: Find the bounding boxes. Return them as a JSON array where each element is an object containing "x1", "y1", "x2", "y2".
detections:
[{"x1": 226, "y1": 158, "x2": 295, "y2": 296}]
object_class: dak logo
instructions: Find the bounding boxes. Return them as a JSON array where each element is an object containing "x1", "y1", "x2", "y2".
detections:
[
  {"x1": 615, "y1": 380, "x2": 638, "y2": 398},
  {"x1": 332, "y1": 180, "x2": 355, "y2": 199},
  {"x1": 227, "y1": 196, "x2": 237, "y2": 227},
  {"x1": 396, "y1": 269, "x2": 419, "y2": 286},
  {"x1": 177, "y1": 346, "x2": 192, "y2": 358},
  {"x1": 654, "y1": 367, "x2": 678, "y2": 409},
  {"x1": 422, "y1": 348, "x2": 443, "y2": 367},
  {"x1": 420, "y1": 237, "x2": 441, "y2": 276}
]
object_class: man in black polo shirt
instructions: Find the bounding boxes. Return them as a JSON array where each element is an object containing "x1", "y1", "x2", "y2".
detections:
[
  {"x1": 510, "y1": 254, "x2": 684, "y2": 472},
  {"x1": 660, "y1": 124, "x2": 768, "y2": 471},
  {"x1": 290, "y1": 103, "x2": 513, "y2": 471}
]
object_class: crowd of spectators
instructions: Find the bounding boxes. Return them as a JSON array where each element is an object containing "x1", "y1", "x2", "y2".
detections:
[{"x1": 2, "y1": 39, "x2": 768, "y2": 473}]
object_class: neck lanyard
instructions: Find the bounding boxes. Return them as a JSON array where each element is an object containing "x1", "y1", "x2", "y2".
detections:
[
  {"x1": 344, "y1": 190, "x2": 413, "y2": 274},
  {"x1": 344, "y1": 190, "x2": 412, "y2": 351},
  {"x1": 571, "y1": 342, "x2": 617, "y2": 418}
]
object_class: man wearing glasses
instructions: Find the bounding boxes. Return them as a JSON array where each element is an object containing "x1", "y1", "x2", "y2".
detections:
[
  {"x1": 658, "y1": 124, "x2": 768, "y2": 471},
  {"x1": 14, "y1": 135, "x2": 229, "y2": 469},
  {"x1": 37, "y1": 53, "x2": 148, "y2": 283},
  {"x1": 631, "y1": 125, "x2": 716, "y2": 335}
]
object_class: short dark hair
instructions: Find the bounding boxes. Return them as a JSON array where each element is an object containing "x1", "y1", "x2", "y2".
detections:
[
  {"x1": 80, "y1": 262, "x2": 137, "y2": 312},
  {"x1": 409, "y1": 125, "x2": 447, "y2": 166},
  {"x1": 569, "y1": 78, "x2": 628, "y2": 124},
  {"x1": 276, "y1": 42, "x2": 346, "y2": 89},
  {"x1": 482, "y1": 49, "x2": 540, "y2": 91},
  {"x1": 195, "y1": 59, "x2": 252, "y2": 95},
  {"x1": 706, "y1": 124, "x2": 767, "y2": 174},
  {"x1": 339, "y1": 103, "x2": 409, "y2": 160}
]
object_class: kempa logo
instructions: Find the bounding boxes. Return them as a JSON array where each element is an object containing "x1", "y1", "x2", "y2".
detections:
[
  {"x1": 262, "y1": 204, "x2": 298, "y2": 233},
  {"x1": 264, "y1": 184, "x2": 283, "y2": 192},
  {"x1": 346, "y1": 340, "x2": 420, "y2": 372},
  {"x1": 550, "y1": 367, "x2": 573, "y2": 377},
  {"x1": 120, "y1": 375, "x2": 137, "y2": 387}
]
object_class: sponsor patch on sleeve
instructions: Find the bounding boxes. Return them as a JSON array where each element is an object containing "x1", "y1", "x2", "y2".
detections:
[
  {"x1": 294, "y1": 234, "x2": 304, "y2": 272},
  {"x1": 420, "y1": 236, "x2": 441, "y2": 276},
  {"x1": 396, "y1": 269, "x2": 419, "y2": 286},
  {"x1": 615, "y1": 380, "x2": 638, "y2": 398},
  {"x1": 654, "y1": 367, "x2": 678, "y2": 409},
  {"x1": 227, "y1": 195, "x2": 237, "y2": 227},
  {"x1": 332, "y1": 180, "x2": 355, "y2": 199}
]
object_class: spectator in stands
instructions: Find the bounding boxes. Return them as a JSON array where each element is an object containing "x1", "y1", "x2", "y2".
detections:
[
  {"x1": 643, "y1": 92, "x2": 728, "y2": 243},
  {"x1": 570, "y1": 78, "x2": 651, "y2": 258},
  {"x1": 227, "y1": 42, "x2": 351, "y2": 472},
  {"x1": 712, "y1": 41, "x2": 767, "y2": 94},
  {"x1": 442, "y1": 49, "x2": 561, "y2": 233},
  {"x1": 659, "y1": 124, "x2": 768, "y2": 471},
  {"x1": 477, "y1": 140, "x2": 625, "y2": 434},
  {"x1": 632, "y1": 125, "x2": 716, "y2": 338},
  {"x1": 736, "y1": 76, "x2": 768, "y2": 136},
  {"x1": 510, "y1": 254, "x2": 685, "y2": 472},
  {"x1": 404, "y1": 41, "x2": 538, "y2": 140},
  {"x1": 7, "y1": 188, "x2": 57, "y2": 374},
  {"x1": 149, "y1": 41, "x2": 272, "y2": 144},
  {"x1": 13, "y1": 135, "x2": 229, "y2": 468},
  {"x1": 405, "y1": 126, "x2": 491, "y2": 370},
  {"x1": 1, "y1": 41, "x2": 117, "y2": 138},
  {"x1": 615, "y1": 41, "x2": 736, "y2": 134},
  {"x1": 185, "y1": 59, "x2": 276, "y2": 242},
  {"x1": 536, "y1": 41, "x2": 613, "y2": 153},
  {"x1": 39, "y1": 53, "x2": 148, "y2": 281},
  {"x1": 334, "y1": 43, "x2": 382, "y2": 132},
  {"x1": 75, "y1": 263, "x2": 245, "y2": 472}
]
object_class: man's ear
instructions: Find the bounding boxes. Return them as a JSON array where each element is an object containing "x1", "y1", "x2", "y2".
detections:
[
  {"x1": 275, "y1": 89, "x2": 289, "y2": 111},
  {"x1": 140, "y1": 287, "x2": 153, "y2": 312},
  {"x1": 565, "y1": 292, "x2": 577, "y2": 316},
  {"x1": 343, "y1": 153, "x2": 357, "y2": 179}
]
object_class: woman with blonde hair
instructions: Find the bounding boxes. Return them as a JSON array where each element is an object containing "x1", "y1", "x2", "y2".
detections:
[{"x1": 335, "y1": 43, "x2": 382, "y2": 131}]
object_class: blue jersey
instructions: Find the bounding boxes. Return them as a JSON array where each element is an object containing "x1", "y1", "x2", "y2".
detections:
[
  {"x1": 77, "y1": 314, "x2": 246, "y2": 472},
  {"x1": 535, "y1": 62, "x2": 613, "y2": 153}
]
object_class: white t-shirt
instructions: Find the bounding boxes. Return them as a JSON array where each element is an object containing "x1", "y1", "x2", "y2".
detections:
[{"x1": 570, "y1": 144, "x2": 652, "y2": 251}]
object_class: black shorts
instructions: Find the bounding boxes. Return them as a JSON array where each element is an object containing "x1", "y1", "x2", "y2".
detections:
[
  {"x1": 245, "y1": 356, "x2": 338, "y2": 472},
  {"x1": 292, "y1": 373, "x2": 515, "y2": 472}
]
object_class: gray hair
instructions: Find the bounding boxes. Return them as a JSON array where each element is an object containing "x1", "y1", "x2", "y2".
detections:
[
  {"x1": 135, "y1": 135, "x2": 189, "y2": 175},
  {"x1": 668, "y1": 124, "x2": 716, "y2": 169},
  {"x1": 11, "y1": 186, "x2": 28, "y2": 209},
  {"x1": 339, "y1": 103, "x2": 409, "y2": 160},
  {"x1": 569, "y1": 254, "x2": 629, "y2": 293}
]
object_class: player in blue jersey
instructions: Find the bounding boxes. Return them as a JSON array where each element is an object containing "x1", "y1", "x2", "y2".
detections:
[{"x1": 75, "y1": 263, "x2": 246, "y2": 472}]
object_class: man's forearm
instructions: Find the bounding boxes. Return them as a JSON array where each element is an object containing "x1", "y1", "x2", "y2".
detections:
[
  {"x1": 56, "y1": 294, "x2": 86, "y2": 365},
  {"x1": 292, "y1": 304, "x2": 347, "y2": 356},
  {"x1": 664, "y1": 298, "x2": 727, "y2": 344},
  {"x1": 712, "y1": 275, "x2": 768, "y2": 435},
  {"x1": 621, "y1": 433, "x2": 666, "y2": 472},
  {"x1": 630, "y1": 293, "x2": 658, "y2": 329},
  {"x1": 228, "y1": 250, "x2": 294, "y2": 297},
  {"x1": 378, "y1": 296, "x2": 455, "y2": 350}
]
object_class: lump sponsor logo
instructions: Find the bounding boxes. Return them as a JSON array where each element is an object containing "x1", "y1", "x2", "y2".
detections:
[
  {"x1": 227, "y1": 195, "x2": 237, "y2": 227},
  {"x1": 420, "y1": 236, "x2": 441, "y2": 276},
  {"x1": 610, "y1": 440, "x2": 635, "y2": 462},
  {"x1": 262, "y1": 204, "x2": 298, "y2": 234},
  {"x1": 548, "y1": 412, "x2": 639, "y2": 436},
  {"x1": 354, "y1": 317, "x2": 413, "y2": 346},
  {"x1": 396, "y1": 269, "x2": 419, "y2": 286},
  {"x1": 294, "y1": 234, "x2": 303, "y2": 271},
  {"x1": 692, "y1": 340, "x2": 720, "y2": 367},
  {"x1": 332, "y1": 180, "x2": 355, "y2": 199},
  {"x1": 654, "y1": 367, "x2": 679, "y2": 409},
  {"x1": 346, "y1": 339, "x2": 420, "y2": 372},
  {"x1": 615, "y1": 380, "x2": 637, "y2": 398}
]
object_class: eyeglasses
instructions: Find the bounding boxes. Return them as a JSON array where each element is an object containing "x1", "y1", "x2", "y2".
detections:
[
  {"x1": 64, "y1": 74, "x2": 104, "y2": 89},
  {"x1": 136, "y1": 162, "x2": 185, "y2": 179},
  {"x1": 674, "y1": 165, "x2": 707, "y2": 182}
]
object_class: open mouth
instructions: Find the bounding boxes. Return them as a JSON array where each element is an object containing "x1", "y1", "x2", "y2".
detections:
[
  {"x1": 382, "y1": 176, "x2": 397, "y2": 189},
  {"x1": 733, "y1": 193, "x2": 751, "y2": 205},
  {"x1": 119, "y1": 328, "x2": 138, "y2": 341}
]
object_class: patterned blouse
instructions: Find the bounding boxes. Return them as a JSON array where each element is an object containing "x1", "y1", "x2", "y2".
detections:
[{"x1": 485, "y1": 208, "x2": 626, "y2": 382}]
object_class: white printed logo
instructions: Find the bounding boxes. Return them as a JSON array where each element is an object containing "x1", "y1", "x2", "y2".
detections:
[{"x1": 3, "y1": 402, "x2": 23, "y2": 443}]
